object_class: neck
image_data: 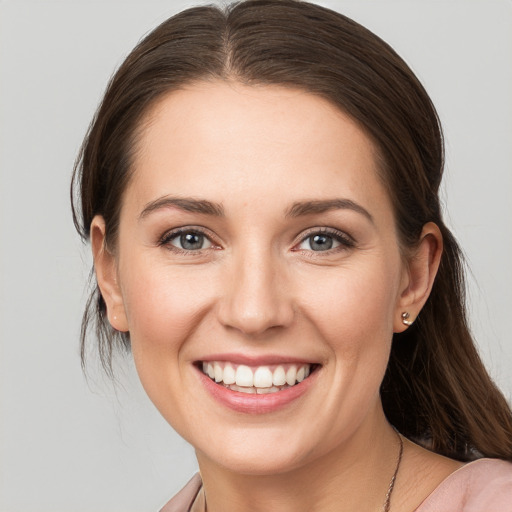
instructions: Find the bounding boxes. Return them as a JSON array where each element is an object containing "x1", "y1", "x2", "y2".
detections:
[{"x1": 196, "y1": 406, "x2": 402, "y2": 512}]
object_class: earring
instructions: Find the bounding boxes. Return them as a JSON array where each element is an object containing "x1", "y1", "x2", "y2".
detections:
[{"x1": 401, "y1": 312, "x2": 413, "y2": 326}]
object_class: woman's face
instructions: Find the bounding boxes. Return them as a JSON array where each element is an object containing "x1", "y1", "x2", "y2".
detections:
[{"x1": 104, "y1": 81, "x2": 412, "y2": 474}]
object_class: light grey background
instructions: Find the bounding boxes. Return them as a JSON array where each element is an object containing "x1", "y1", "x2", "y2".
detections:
[{"x1": 0, "y1": 0, "x2": 511, "y2": 510}]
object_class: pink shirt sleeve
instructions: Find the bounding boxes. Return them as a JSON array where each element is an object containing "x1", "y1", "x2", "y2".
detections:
[{"x1": 415, "y1": 458, "x2": 512, "y2": 512}]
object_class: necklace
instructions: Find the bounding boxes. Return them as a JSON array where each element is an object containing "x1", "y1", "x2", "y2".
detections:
[
  {"x1": 195, "y1": 430, "x2": 405, "y2": 512},
  {"x1": 382, "y1": 430, "x2": 404, "y2": 512}
]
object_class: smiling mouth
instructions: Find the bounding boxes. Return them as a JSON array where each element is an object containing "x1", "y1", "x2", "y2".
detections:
[{"x1": 199, "y1": 361, "x2": 317, "y2": 394}]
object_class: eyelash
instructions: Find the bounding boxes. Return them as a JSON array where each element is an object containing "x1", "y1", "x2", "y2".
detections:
[
  {"x1": 158, "y1": 227, "x2": 355, "y2": 255},
  {"x1": 158, "y1": 227, "x2": 218, "y2": 255},
  {"x1": 292, "y1": 227, "x2": 355, "y2": 255}
]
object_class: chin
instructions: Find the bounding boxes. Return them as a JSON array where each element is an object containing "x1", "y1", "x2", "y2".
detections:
[
  {"x1": 201, "y1": 449, "x2": 309, "y2": 477},
  {"x1": 194, "y1": 426, "x2": 318, "y2": 476}
]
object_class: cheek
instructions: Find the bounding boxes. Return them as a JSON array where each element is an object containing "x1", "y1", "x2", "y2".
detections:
[
  {"x1": 118, "y1": 261, "x2": 218, "y2": 434},
  {"x1": 297, "y1": 256, "x2": 401, "y2": 362},
  {"x1": 301, "y1": 260, "x2": 401, "y2": 424},
  {"x1": 119, "y1": 258, "x2": 214, "y2": 363}
]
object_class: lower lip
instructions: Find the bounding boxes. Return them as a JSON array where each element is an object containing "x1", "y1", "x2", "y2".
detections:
[{"x1": 197, "y1": 368, "x2": 317, "y2": 414}]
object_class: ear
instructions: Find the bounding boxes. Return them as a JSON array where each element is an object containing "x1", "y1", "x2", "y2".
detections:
[
  {"x1": 394, "y1": 222, "x2": 443, "y2": 333},
  {"x1": 90, "y1": 215, "x2": 129, "y2": 332}
]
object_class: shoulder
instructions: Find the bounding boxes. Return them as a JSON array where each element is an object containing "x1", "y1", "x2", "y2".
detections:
[
  {"x1": 159, "y1": 473, "x2": 202, "y2": 512},
  {"x1": 415, "y1": 458, "x2": 512, "y2": 512}
]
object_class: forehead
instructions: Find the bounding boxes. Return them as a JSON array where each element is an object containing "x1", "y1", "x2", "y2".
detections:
[{"x1": 127, "y1": 80, "x2": 392, "y2": 219}]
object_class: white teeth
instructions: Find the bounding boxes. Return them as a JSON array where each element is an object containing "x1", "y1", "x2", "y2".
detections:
[
  {"x1": 286, "y1": 366, "x2": 297, "y2": 386},
  {"x1": 214, "y1": 362, "x2": 223, "y2": 383},
  {"x1": 202, "y1": 361, "x2": 313, "y2": 389},
  {"x1": 235, "y1": 365, "x2": 254, "y2": 387},
  {"x1": 273, "y1": 366, "x2": 286, "y2": 386},
  {"x1": 230, "y1": 384, "x2": 257, "y2": 394},
  {"x1": 223, "y1": 363, "x2": 236, "y2": 385},
  {"x1": 253, "y1": 366, "x2": 273, "y2": 388},
  {"x1": 256, "y1": 386, "x2": 280, "y2": 394}
]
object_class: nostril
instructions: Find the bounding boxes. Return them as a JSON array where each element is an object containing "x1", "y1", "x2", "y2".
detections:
[{"x1": 217, "y1": 297, "x2": 295, "y2": 336}]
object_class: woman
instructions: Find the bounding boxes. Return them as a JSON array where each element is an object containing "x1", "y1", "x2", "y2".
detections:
[{"x1": 71, "y1": 0, "x2": 512, "y2": 510}]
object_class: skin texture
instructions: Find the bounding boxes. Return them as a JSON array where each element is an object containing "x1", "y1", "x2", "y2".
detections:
[{"x1": 92, "y1": 81, "x2": 457, "y2": 511}]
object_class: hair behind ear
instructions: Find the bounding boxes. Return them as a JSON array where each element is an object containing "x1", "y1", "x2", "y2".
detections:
[{"x1": 382, "y1": 227, "x2": 512, "y2": 461}]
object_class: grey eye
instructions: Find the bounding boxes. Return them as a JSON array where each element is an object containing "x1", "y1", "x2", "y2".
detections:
[
  {"x1": 298, "y1": 233, "x2": 341, "y2": 252},
  {"x1": 170, "y1": 232, "x2": 212, "y2": 251}
]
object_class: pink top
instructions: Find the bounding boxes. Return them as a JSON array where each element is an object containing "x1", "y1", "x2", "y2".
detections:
[
  {"x1": 415, "y1": 458, "x2": 512, "y2": 511},
  {"x1": 160, "y1": 458, "x2": 512, "y2": 512}
]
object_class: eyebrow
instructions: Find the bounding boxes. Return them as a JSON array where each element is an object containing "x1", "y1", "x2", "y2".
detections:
[
  {"x1": 139, "y1": 196, "x2": 225, "y2": 220},
  {"x1": 138, "y1": 196, "x2": 373, "y2": 223},
  {"x1": 285, "y1": 199, "x2": 374, "y2": 223}
]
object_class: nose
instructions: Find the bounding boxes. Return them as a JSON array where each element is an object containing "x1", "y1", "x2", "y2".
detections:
[{"x1": 217, "y1": 246, "x2": 294, "y2": 336}]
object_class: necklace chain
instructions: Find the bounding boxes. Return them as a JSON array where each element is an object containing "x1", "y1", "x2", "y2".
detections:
[{"x1": 382, "y1": 429, "x2": 404, "y2": 512}]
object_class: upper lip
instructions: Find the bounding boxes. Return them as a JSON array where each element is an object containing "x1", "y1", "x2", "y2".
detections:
[{"x1": 196, "y1": 353, "x2": 320, "y2": 366}]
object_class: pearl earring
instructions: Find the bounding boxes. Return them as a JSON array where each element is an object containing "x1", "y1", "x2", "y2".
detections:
[{"x1": 401, "y1": 312, "x2": 413, "y2": 326}]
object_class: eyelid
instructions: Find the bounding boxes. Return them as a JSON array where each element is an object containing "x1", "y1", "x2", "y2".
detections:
[
  {"x1": 291, "y1": 227, "x2": 355, "y2": 252},
  {"x1": 157, "y1": 225, "x2": 354, "y2": 254},
  {"x1": 158, "y1": 225, "x2": 221, "y2": 252}
]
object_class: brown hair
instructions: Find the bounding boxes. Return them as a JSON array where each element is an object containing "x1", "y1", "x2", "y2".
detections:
[{"x1": 71, "y1": 0, "x2": 512, "y2": 461}]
